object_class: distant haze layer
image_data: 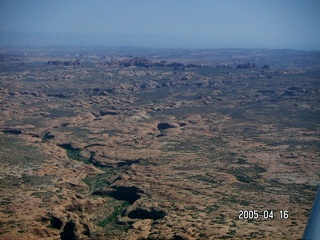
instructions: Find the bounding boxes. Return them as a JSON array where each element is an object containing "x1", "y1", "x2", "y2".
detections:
[{"x1": 0, "y1": 0, "x2": 320, "y2": 50}]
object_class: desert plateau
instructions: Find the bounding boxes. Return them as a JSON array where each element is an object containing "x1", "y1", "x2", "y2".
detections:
[{"x1": 0, "y1": 47, "x2": 319, "y2": 239}]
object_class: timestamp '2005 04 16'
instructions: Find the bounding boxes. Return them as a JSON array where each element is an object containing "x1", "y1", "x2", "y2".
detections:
[{"x1": 238, "y1": 210, "x2": 289, "y2": 220}]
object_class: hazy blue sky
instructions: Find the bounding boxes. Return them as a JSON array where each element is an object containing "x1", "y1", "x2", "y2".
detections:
[{"x1": 1, "y1": 0, "x2": 320, "y2": 49}]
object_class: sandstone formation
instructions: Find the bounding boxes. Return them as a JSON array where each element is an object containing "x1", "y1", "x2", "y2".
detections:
[
  {"x1": 96, "y1": 57, "x2": 205, "y2": 69},
  {"x1": 0, "y1": 48, "x2": 319, "y2": 239}
]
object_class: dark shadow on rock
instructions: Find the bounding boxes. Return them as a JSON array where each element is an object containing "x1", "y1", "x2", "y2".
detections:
[
  {"x1": 82, "y1": 224, "x2": 90, "y2": 236},
  {"x1": 117, "y1": 159, "x2": 140, "y2": 167},
  {"x1": 93, "y1": 186, "x2": 143, "y2": 204},
  {"x1": 2, "y1": 129, "x2": 22, "y2": 135},
  {"x1": 57, "y1": 143, "x2": 78, "y2": 151},
  {"x1": 60, "y1": 220, "x2": 78, "y2": 240},
  {"x1": 84, "y1": 143, "x2": 107, "y2": 149},
  {"x1": 128, "y1": 207, "x2": 166, "y2": 220},
  {"x1": 157, "y1": 122, "x2": 176, "y2": 130},
  {"x1": 50, "y1": 216, "x2": 63, "y2": 230},
  {"x1": 99, "y1": 110, "x2": 119, "y2": 116}
]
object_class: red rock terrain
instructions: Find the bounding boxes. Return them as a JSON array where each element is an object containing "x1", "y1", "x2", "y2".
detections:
[{"x1": 0, "y1": 49, "x2": 319, "y2": 239}]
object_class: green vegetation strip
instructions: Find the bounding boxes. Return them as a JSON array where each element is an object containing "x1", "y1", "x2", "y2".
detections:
[
  {"x1": 98, "y1": 202, "x2": 130, "y2": 227},
  {"x1": 58, "y1": 144, "x2": 131, "y2": 228},
  {"x1": 65, "y1": 148, "x2": 89, "y2": 163}
]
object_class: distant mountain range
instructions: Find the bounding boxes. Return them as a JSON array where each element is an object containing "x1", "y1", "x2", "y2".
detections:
[
  {"x1": 1, "y1": 31, "x2": 320, "y2": 50},
  {"x1": 0, "y1": 31, "x2": 135, "y2": 47},
  {"x1": 0, "y1": 31, "x2": 213, "y2": 48}
]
